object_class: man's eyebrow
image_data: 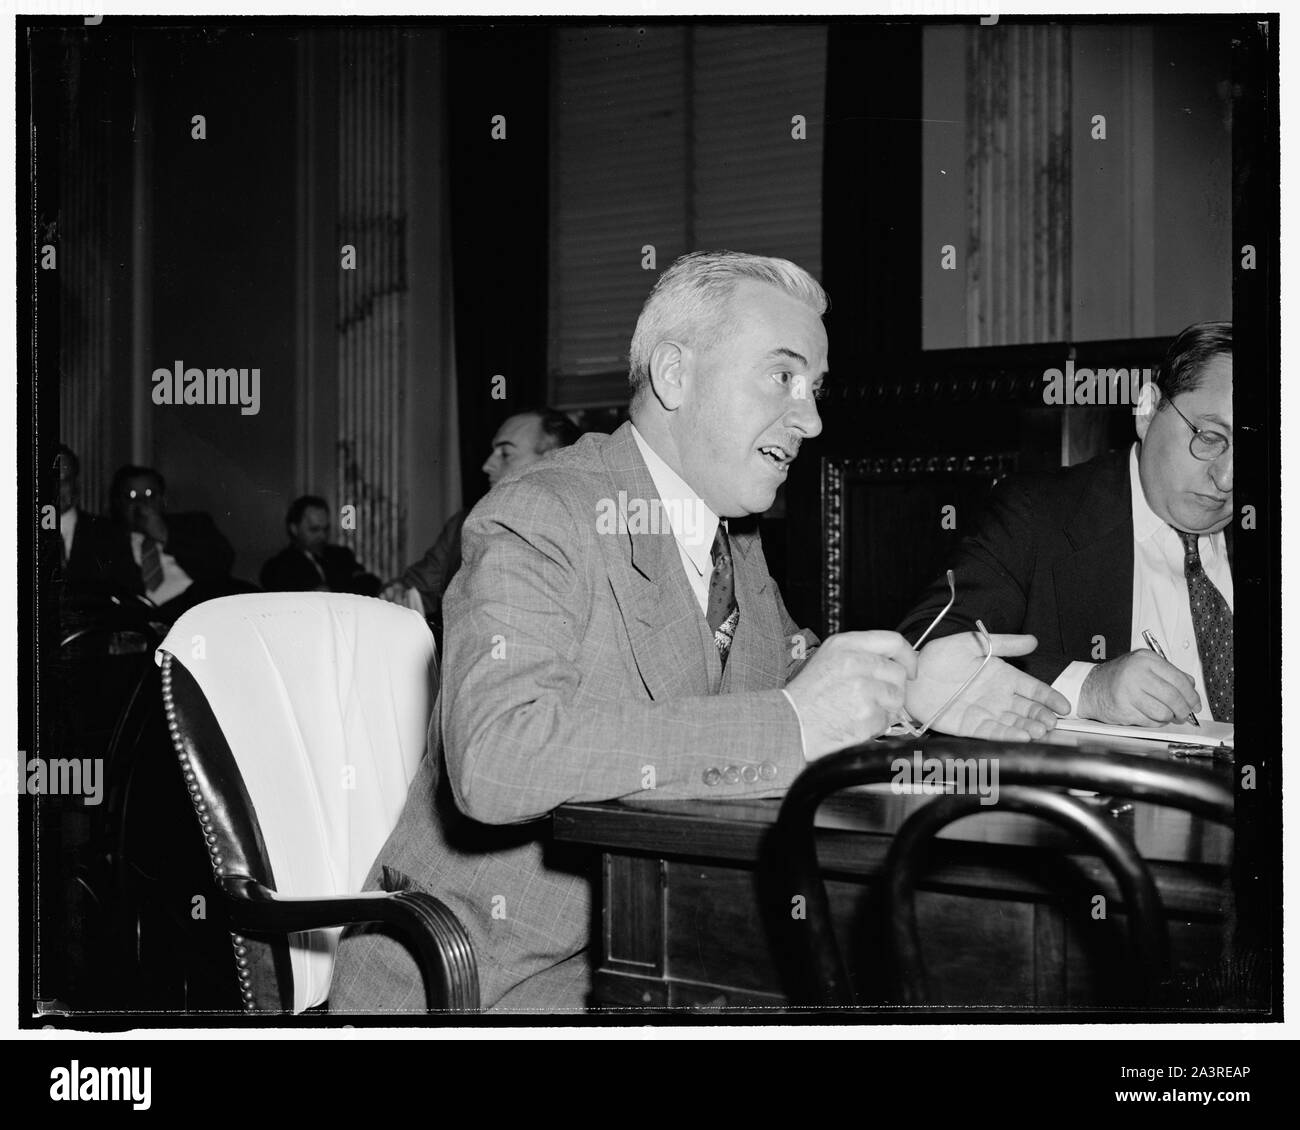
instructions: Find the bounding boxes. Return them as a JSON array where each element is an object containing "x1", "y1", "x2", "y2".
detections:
[
  {"x1": 766, "y1": 347, "x2": 808, "y2": 367},
  {"x1": 1199, "y1": 413, "x2": 1232, "y2": 430}
]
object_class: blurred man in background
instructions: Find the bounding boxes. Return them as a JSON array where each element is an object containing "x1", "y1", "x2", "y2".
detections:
[
  {"x1": 381, "y1": 408, "x2": 581, "y2": 620},
  {"x1": 50, "y1": 444, "x2": 110, "y2": 587},
  {"x1": 260, "y1": 494, "x2": 381, "y2": 596},
  {"x1": 101, "y1": 465, "x2": 238, "y2": 620}
]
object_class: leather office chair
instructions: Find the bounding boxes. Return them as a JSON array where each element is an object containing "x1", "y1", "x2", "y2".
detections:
[
  {"x1": 155, "y1": 592, "x2": 478, "y2": 1013},
  {"x1": 765, "y1": 738, "x2": 1233, "y2": 1008}
]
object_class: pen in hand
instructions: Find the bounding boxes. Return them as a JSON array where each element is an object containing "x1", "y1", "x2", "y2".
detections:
[{"x1": 1141, "y1": 629, "x2": 1200, "y2": 727}]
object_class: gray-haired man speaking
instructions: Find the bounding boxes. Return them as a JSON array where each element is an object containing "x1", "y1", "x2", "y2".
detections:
[{"x1": 329, "y1": 250, "x2": 1067, "y2": 1014}]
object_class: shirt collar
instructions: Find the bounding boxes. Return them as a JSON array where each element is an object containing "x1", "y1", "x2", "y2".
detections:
[
  {"x1": 1130, "y1": 441, "x2": 1227, "y2": 561},
  {"x1": 1130, "y1": 442, "x2": 1167, "y2": 544},
  {"x1": 630, "y1": 423, "x2": 720, "y2": 576}
]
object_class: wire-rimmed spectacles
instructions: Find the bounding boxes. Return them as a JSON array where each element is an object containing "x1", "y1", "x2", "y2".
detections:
[{"x1": 1165, "y1": 398, "x2": 1231, "y2": 462}]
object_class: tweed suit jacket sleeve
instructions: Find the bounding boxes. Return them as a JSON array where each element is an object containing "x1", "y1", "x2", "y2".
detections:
[{"x1": 439, "y1": 468, "x2": 811, "y2": 826}]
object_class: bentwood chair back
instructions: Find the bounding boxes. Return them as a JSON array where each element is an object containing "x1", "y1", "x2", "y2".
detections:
[
  {"x1": 765, "y1": 739, "x2": 1233, "y2": 1008},
  {"x1": 156, "y1": 592, "x2": 478, "y2": 1013}
]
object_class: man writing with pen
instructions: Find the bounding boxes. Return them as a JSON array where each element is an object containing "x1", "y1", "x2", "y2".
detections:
[{"x1": 900, "y1": 322, "x2": 1234, "y2": 726}]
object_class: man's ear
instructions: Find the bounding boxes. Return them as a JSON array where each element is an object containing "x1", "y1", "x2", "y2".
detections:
[
  {"x1": 1135, "y1": 380, "x2": 1161, "y2": 441},
  {"x1": 647, "y1": 340, "x2": 690, "y2": 411}
]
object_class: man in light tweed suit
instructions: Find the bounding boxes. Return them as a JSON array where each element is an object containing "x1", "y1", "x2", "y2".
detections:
[{"x1": 329, "y1": 251, "x2": 1069, "y2": 1013}]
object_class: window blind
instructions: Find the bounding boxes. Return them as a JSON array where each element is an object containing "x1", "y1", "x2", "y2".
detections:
[{"x1": 550, "y1": 24, "x2": 827, "y2": 409}]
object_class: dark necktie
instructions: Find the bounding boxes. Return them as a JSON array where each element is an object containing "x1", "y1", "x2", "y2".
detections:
[
  {"x1": 140, "y1": 538, "x2": 165, "y2": 593},
  {"x1": 1179, "y1": 531, "x2": 1233, "y2": 722},
  {"x1": 707, "y1": 524, "x2": 739, "y2": 664}
]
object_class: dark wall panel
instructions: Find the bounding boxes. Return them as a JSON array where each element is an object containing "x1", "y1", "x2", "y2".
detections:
[
  {"x1": 447, "y1": 25, "x2": 551, "y2": 508},
  {"x1": 147, "y1": 28, "x2": 300, "y2": 581}
]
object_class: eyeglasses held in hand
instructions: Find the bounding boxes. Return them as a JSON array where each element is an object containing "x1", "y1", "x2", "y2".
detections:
[
  {"x1": 912, "y1": 569, "x2": 955, "y2": 650},
  {"x1": 893, "y1": 570, "x2": 995, "y2": 737}
]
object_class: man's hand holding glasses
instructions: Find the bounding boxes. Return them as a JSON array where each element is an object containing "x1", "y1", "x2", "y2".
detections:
[
  {"x1": 785, "y1": 569, "x2": 1071, "y2": 761},
  {"x1": 898, "y1": 570, "x2": 1070, "y2": 741}
]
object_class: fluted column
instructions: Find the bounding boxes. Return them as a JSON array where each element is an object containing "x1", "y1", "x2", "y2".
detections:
[
  {"x1": 57, "y1": 40, "x2": 114, "y2": 511},
  {"x1": 336, "y1": 28, "x2": 407, "y2": 580},
  {"x1": 966, "y1": 24, "x2": 1072, "y2": 346}
]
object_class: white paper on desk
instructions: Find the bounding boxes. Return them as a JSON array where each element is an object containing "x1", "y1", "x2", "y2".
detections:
[{"x1": 1053, "y1": 716, "x2": 1234, "y2": 746}]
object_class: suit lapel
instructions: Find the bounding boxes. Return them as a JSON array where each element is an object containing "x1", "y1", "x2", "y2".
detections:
[
  {"x1": 722, "y1": 527, "x2": 784, "y2": 692},
  {"x1": 68, "y1": 518, "x2": 88, "y2": 571},
  {"x1": 1052, "y1": 450, "x2": 1133, "y2": 662},
  {"x1": 111, "y1": 525, "x2": 144, "y2": 594},
  {"x1": 599, "y1": 424, "x2": 714, "y2": 701}
]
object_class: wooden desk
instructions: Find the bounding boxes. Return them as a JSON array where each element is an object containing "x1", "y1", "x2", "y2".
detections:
[{"x1": 552, "y1": 735, "x2": 1235, "y2": 1014}]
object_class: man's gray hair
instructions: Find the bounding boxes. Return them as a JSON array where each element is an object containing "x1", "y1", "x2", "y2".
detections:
[{"x1": 628, "y1": 250, "x2": 829, "y2": 394}]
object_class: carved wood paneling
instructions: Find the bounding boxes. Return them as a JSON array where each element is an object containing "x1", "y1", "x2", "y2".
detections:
[{"x1": 822, "y1": 452, "x2": 1018, "y2": 635}]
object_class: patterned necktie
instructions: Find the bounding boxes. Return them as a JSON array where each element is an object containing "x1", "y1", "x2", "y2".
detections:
[
  {"x1": 140, "y1": 538, "x2": 165, "y2": 593},
  {"x1": 1179, "y1": 531, "x2": 1233, "y2": 722},
  {"x1": 707, "y1": 524, "x2": 739, "y2": 664}
]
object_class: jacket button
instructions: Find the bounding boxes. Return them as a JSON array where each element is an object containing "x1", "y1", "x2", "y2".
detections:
[
  {"x1": 741, "y1": 765, "x2": 758, "y2": 783},
  {"x1": 758, "y1": 762, "x2": 777, "y2": 781},
  {"x1": 703, "y1": 768, "x2": 721, "y2": 786},
  {"x1": 722, "y1": 766, "x2": 741, "y2": 785}
]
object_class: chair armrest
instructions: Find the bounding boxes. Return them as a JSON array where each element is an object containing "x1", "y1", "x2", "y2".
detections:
[
  {"x1": 60, "y1": 590, "x2": 169, "y2": 649},
  {"x1": 219, "y1": 875, "x2": 480, "y2": 1011}
]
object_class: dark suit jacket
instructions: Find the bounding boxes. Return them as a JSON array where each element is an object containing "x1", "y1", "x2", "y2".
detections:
[
  {"x1": 399, "y1": 508, "x2": 465, "y2": 612},
  {"x1": 899, "y1": 447, "x2": 1235, "y2": 685},
  {"x1": 45, "y1": 508, "x2": 112, "y2": 588},
  {"x1": 261, "y1": 544, "x2": 381, "y2": 596},
  {"x1": 91, "y1": 511, "x2": 236, "y2": 616},
  {"x1": 46, "y1": 511, "x2": 120, "y2": 641},
  {"x1": 900, "y1": 448, "x2": 1139, "y2": 685},
  {"x1": 330, "y1": 422, "x2": 817, "y2": 1014}
]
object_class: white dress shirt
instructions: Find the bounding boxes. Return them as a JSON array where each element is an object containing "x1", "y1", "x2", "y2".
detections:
[
  {"x1": 1052, "y1": 444, "x2": 1233, "y2": 720},
  {"x1": 631, "y1": 423, "x2": 810, "y2": 754},
  {"x1": 130, "y1": 529, "x2": 194, "y2": 606},
  {"x1": 630, "y1": 424, "x2": 720, "y2": 615},
  {"x1": 60, "y1": 507, "x2": 78, "y2": 560}
]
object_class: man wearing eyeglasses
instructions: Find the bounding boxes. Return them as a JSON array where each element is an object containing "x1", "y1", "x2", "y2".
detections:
[
  {"x1": 99, "y1": 464, "x2": 239, "y2": 620},
  {"x1": 901, "y1": 321, "x2": 1233, "y2": 727}
]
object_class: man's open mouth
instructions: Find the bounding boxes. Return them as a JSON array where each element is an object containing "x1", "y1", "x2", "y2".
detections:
[{"x1": 758, "y1": 444, "x2": 795, "y2": 471}]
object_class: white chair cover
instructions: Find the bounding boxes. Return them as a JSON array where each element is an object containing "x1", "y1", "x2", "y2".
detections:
[{"x1": 157, "y1": 592, "x2": 436, "y2": 1012}]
